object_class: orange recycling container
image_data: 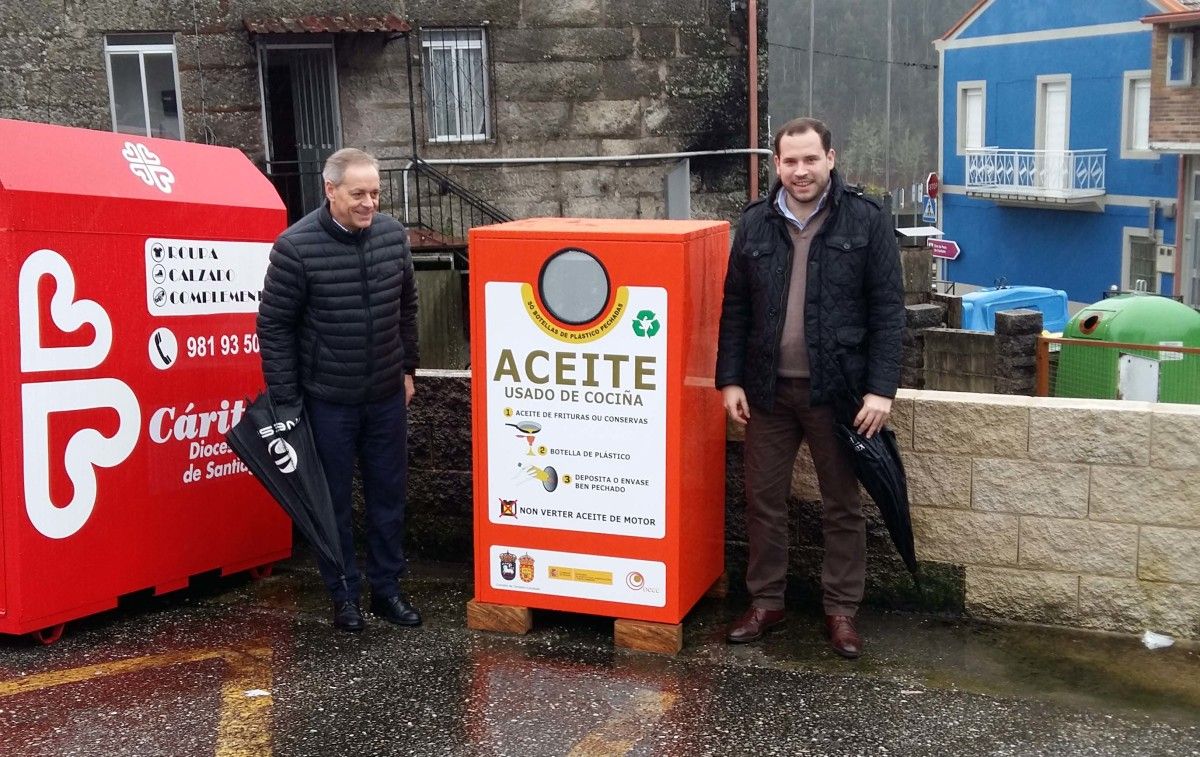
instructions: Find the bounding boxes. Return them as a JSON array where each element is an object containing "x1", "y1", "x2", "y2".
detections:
[{"x1": 469, "y1": 218, "x2": 729, "y2": 624}]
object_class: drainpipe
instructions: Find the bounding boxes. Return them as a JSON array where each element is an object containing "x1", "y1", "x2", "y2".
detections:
[
  {"x1": 808, "y1": 0, "x2": 814, "y2": 116},
  {"x1": 885, "y1": 0, "x2": 892, "y2": 192},
  {"x1": 748, "y1": 0, "x2": 759, "y2": 200},
  {"x1": 405, "y1": 32, "x2": 422, "y2": 231},
  {"x1": 1177, "y1": 154, "x2": 1186, "y2": 294}
]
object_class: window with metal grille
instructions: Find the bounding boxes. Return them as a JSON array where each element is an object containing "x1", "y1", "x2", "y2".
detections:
[
  {"x1": 104, "y1": 33, "x2": 184, "y2": 140},
  {"x1": 421, "y1": 28, "x2": 490, "y2": 142},
  {"x1": 1129, "y1": 236, "x2": 1158, "y2": 292}
]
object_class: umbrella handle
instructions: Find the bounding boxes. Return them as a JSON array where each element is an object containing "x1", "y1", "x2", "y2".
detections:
[
  {"x1": 264, "y1": 388, "x2": 302, "y2": 432},
  {"x1": 266, "y1": 390, "x2": 282, "y2": 428}
]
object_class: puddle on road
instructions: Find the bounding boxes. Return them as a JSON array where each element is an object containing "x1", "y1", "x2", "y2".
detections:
[{"x1": 710, "y1": 607, "x2": 1200, "y2": 727}]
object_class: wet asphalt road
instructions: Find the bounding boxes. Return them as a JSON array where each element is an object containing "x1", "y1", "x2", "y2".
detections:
[{"x1": 0, "y1": 559, "x2": 1197, "y2": 757}]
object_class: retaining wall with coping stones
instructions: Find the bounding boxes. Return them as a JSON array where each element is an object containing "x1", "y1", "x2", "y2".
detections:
[{"x1": 407, "y1": 372, "x2": 1200, "y2": 639}]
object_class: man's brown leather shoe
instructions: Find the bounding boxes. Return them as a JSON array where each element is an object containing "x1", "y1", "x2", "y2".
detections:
[
  {"x1": 825, "y1": 614, "x2": 862, "y2": 659},
  {"x1": 726, "y1": 607, "x2": 785, "y2": 644}
]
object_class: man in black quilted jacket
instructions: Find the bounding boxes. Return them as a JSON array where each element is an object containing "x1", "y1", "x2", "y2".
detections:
[
  {"x1": 716, "y1": 117, "x2": 904, "y2": 658},
  {"x1": 257, "y1": 148, "x2": 420, "y2": 633}
]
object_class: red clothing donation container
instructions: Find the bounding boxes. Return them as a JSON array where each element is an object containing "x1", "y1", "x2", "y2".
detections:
[
  {"x1": 468, "y1": 218, "x2": 729, "y2": 647},
  {"x1": 0, "y1": 119, "x2": 291, "y2": 641}
]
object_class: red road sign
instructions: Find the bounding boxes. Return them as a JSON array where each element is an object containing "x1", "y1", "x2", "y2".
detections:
[
  {"x1": 929, "y1": 238, "x2": 960, "y2": 260},
  {"x1": 926, "y1": 172, "x2": 939, "y2": 198}
]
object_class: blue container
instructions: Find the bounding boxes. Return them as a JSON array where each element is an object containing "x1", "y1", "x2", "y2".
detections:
[{"x1": 960, "y1": 285, "x2": 1070, "y2": 333}]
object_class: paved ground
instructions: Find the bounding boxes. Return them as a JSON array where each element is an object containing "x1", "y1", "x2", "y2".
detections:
[{"x1": 1, "y1": 559, "x2": 1197, "y2": 756}]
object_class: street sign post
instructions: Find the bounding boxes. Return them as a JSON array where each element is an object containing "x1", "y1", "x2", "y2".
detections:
[{"x1": 929, "y1": 238, "x2": 961, "y2": 260}]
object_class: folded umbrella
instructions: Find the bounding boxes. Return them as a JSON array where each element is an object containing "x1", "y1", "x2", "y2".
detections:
[
  {"x1": 226, "y1": 391, "x2": 350, "y2": 590},
  {"x1": 833, "y1": 388, "x2": 918, "y2": 576}
]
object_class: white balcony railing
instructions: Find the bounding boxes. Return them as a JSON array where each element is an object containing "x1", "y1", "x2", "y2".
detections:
[{"x1": 965, "y1": 148, "x2": 1106, "y2": 204}]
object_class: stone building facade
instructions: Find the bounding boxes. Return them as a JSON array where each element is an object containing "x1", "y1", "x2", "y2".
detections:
[{"x1": 0, "y1": 1, "x2": 758, "y2": 223}]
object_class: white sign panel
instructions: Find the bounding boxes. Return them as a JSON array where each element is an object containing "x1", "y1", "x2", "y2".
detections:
[
  {"x1": 489, "y1": 545, "x2": 666, "y2": 607},
  {"x1": 485, "y1": 281, "x2": 667, "y2": 538},
  {"x1": 1159, "y1": 340, "x2": 1184, "y2": 362},
  {"x1": 145, "y1": 238, "x2": 270, "y2": 316},
  {"x1": 1118, "y1": 353, "x2": 1159, "y2": 402}
]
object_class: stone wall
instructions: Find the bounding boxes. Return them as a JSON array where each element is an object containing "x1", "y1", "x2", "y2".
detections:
[
  {"x1": 406, "y1": 370, "x2": 474, "y2": 560},
  {"x1": 0, "y1": 0, "x2": 755, "y2": 221},
  {"x1": 422, "y1": 1, "x2": 757, "y2": 221},
  {"x1": 899, "y1": 246, "x2": 933, "y2": 306},
  {"x1": 902, "y1": 307, "x2": 1042, "y2": 396},
  {"x1": 901, "y1": 302, "x2": 942, "y2": 389},
  {"x1": 894, "y1": 390, "x2": 1200, "y2": 639},
  {"x1": 992, "y1": 309, "x2": 1041, "y2": 395},
  {"x1": 410, "y1": 371, "x2": 1200, "y2": 640}
]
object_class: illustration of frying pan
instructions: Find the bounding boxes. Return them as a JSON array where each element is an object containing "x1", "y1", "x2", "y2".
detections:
[{"x1": 505, "y1": 421, "x2": 542, "y2": 434}]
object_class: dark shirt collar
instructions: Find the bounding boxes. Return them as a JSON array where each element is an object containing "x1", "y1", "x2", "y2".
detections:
[{"x1": 318, "y1": 202, "x2": 368, "y2": 243}]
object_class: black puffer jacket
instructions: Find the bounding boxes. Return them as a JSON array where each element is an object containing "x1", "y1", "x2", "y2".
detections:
[
  {"x1": 716, "y1": 170, "x2": 903, "y2": 411},
  {"x1": 257, "y1": 202, "x2": 418, "y2": 406}
]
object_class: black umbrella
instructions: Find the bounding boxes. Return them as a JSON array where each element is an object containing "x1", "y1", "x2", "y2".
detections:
[
  {"x1": 834, "y1": 390, "x2": 918, "y2": 577},
  {"x1": 226, "y1": 392, "x2": 350, "y2": 591}
]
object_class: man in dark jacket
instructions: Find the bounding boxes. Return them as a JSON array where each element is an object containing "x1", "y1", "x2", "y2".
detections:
[
  {"x1": 257, "y1": 148, "x2": 420, "y2": 633},
  {"x1": 716, "y1": 117, "x2": 904, "y2": 658}
]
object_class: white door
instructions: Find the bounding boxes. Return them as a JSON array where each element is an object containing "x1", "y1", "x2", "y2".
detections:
[{"x1": 1039, "y1": 81, "x2": 1068, "y2": 190}]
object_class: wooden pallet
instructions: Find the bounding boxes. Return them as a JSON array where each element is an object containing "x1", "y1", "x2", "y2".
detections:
[
  {"x1": 466, "y1": 598, "x2": 532, "y2": 635},
  {"x1": 467, "y1": 599, "x2": 682, "y2": 655}
]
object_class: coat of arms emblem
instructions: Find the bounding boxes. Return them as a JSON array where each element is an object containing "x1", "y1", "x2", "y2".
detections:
[
  {"x1": 518, "y1": 553, "x2": 535, "y2": 583},
  {"x1": 499, "y1": 551, "x2": 517, "y2": 581}
]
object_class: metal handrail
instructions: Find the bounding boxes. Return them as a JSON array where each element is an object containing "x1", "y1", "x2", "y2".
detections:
[
  {"x1": 261, "y1": 158, "x2": 512, "y2": 263},
  {"x1": 416, "y1": 147, "x2": 774, "y2": 167},
  {"x1": 405, "y1": 158, "x2": 513, "y2": 227}
]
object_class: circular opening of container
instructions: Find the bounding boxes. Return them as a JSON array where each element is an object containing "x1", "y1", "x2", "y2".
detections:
[
  {"x1": 1079, "y1": 314, "x2": 1101, "y2": 335},
  {"x1": 538, "y1": 248, "x2": 610, "y2": 325}
]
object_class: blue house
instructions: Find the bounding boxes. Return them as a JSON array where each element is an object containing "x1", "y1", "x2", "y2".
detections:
[{"x1": 936, "y1": 0, "x2": 1182, "y2": 307}]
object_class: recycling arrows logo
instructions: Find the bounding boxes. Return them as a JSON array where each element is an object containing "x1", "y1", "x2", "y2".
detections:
[{"x1": 632, "y1": 309, "x2": 661, "y2": 337}]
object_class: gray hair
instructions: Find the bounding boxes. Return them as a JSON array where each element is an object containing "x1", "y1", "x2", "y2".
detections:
[{"x1": 322, "y1": 148, "x2": 380, "y2": 185}]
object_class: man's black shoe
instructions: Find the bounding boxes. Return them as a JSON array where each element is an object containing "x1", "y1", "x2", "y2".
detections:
[
  {"x1": 332, "y1": 600, "x2": 364, "y2": 632},
  {"x1": 370, "y1": 592, "x2": 422, "y2": 626}
]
